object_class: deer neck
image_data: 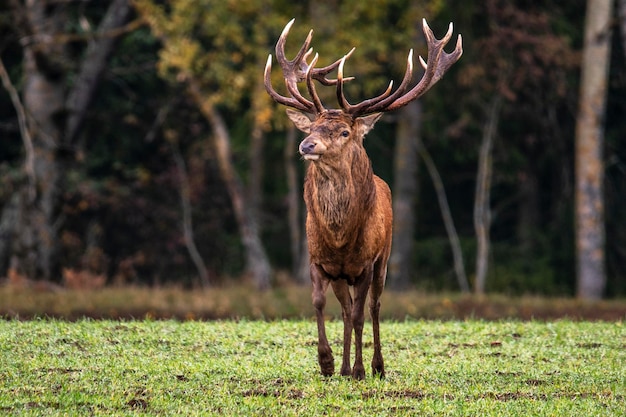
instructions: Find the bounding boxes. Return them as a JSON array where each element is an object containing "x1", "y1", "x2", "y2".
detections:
[{"x1": 305, "y1": 144, "x2": 376, "y2": 234}]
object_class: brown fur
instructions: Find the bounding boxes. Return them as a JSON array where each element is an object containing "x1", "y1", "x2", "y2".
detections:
[{"x1": 288, "y1": 109, "x2": 392, "y2": 379}]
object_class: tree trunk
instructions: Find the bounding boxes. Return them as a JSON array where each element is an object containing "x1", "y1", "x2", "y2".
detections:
[
  {"x1": 171, "y1": 139, "x2": 212, "y2": 288},
  {"x1": 65, "y1": 0, "x2": 132, "y2": 145},
  {"x1": 474, "y1": 95, "x2": 502, "y2": 295},
  {"x1": 517, "y1": 166, "x2": 540, "y2": 256},
  {"x1": 389, "y1": 101, "x2": 420, "y2": 290},
  {"x1": 187, "y1": 80, "x2": 271, "y2": 290},
  {"x1": 418, "y1": 145, "x2": 469, "y2": 293},
  {"x1": 619, "y1": 0, "x2": 626, "y2": 59},
  {"x1": 284, "y1": 125, "x2": 307, "y2": 283},
  {"x1": 16, "y1": 1, "x2": 67, "y2": 281},
  {"x1": 247, "y1": 81, "x2": 268, "y2": 231},
  {"x1": 1, "y1": 0, "x2": 132, "y2": 281},
  {"x1": 575, "y1": 0, "x2": 612, "y2": 300}
]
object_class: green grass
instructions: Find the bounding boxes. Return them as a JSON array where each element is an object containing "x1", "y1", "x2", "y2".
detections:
[{"x1": 0, "y1": 319, "x2": 624, "y2": 416}]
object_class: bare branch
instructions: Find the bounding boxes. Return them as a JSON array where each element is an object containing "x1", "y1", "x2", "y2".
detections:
[
  {"x1": 65, "y1": 0, "x2": 134, "y2": 145},
  {"x1": 0, "y1": 57, "x2": 36, "y2": 203},
  {"x1": 19, "y1": 18, "x2": 146, "y2": 47},
  {"x1": 170, "y1": 137, "x2": 212, "y2": 288}
]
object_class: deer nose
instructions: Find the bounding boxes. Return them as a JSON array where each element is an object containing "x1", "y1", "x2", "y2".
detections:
[{"x1": 299, "y1": 141, "x2": 316, "y2": 155}]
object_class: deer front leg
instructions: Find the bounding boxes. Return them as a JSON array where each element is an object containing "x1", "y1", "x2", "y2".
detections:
[
  {"x1": 369, "y1": 261, "x2": 387, "y2": 377},
  {"x1": 331, "y1": 279, "x2": 353, "y2": 376},
  {"x1": 351, "y1": 267, "x2": 373, "y2": 380},
  {"x1": 311, "y1": 264, "x2": 333, "y2": 376}
]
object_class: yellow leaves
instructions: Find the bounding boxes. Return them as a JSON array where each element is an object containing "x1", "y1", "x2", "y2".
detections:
[
  {"x1": 137, "y1": 0, "x2": 454, "y2": 118},
  {"x1": 157, "y1": 37, "x2": 201, "y2": 78},
  {"x1": 255, "y1": 106, "x2": 273, "y2": 132}
]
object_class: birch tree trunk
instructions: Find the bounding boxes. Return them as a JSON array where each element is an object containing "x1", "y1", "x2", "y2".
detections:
[
  {"x1": 418, "y1": 146, "x2": 469, "y2": 293},
  {"x1": 171, "y1": 139, "x2": 212, "y2": 288},
  {"x1": 575, "y1": 0, "x2": 612, "y2": 300},
  {"x1": 473, "y1": 95, "x2": 502, "y2": 295}
]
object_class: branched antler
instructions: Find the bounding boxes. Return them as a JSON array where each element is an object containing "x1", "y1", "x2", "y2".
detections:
[
  {"x1": 340, "y1": 19, "x2": 463, "y2": 115},
  {"x1": 264, "y1": 18, "x2": 354, "y2": 113},
  {"x1": 265, "y1": 18, "x2": 462, "y2": 116}
]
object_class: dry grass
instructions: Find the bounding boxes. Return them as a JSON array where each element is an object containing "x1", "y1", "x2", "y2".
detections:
[{"x1": 1, "y1": 279, "x2": 625, "y2": 321}]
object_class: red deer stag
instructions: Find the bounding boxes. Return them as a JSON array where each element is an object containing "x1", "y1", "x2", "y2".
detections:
[{"x1": 265, "y1": 18, "x2": 462, "y2": 379}]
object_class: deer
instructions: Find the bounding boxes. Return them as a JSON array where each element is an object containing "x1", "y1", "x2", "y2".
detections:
[{"x1": 264, "y1": 18, "x2": 462, "y2": 379}]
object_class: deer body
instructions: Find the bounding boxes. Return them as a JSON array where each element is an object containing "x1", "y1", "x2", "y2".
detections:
[
  {"x1": 297, "y1": 111, "x2": 392, "y2": 272},
  {"x1": 288, "y1": 109, "x2": 393, "y2": 379},
  {"x1": 265, "y1": 18, "x2": 462, "y2": 379},
  {"x1": 306, "y1": 168, "x2": 392, "y2": 281}
]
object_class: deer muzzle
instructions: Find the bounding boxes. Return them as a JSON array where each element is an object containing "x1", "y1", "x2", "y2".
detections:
[{"x1": 299, "y1": 137, "x2": 326, "y2": 161}]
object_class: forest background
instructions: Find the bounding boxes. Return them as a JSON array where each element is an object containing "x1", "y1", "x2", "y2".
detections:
[{"x1": 0, "y1": 0, "x2": 624, "y2": 302}]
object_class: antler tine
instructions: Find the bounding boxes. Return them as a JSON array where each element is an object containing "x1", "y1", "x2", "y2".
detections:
[
  {"x1": 338, "y1": 53, "x2": 395, "y2": 113},
  {"x1": 306, "y1": 53, "x2": 326, "y2": 113},
  {"x1": 264, "y1": 54, "x2": 311, "y2": 112},
  {"x1": 275, "y1": 19, "x2": 312, "y2": 81},
  {"x1": 336, "y1": 56, "x2": 351, "y2": 111},
  {"x1": 264, "y1": 18, "x2": 319, "y2": 113},
  {"x1": 383, "y1": 19, "x2": 462, "y2": 112},
  {"x1": 312, "y1": 48, "x2": 356, "y2": 86},
  {"x1": 346, "y1": 49, "x2": 415, "y2": 115},
  {"x1": 349, "y1": 18, "x2": 462, "y2": 116}
]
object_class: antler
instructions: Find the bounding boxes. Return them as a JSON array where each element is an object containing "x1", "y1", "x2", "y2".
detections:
[
  {"x1": 264, "y1": 18, "x2": 354, "y2": 114},
  {"x1": 265, "y1": 18, "x2": 462, "y2": 116},
  {"x1": 338, "y1": 19, "x2": 463, "y2": 116}
]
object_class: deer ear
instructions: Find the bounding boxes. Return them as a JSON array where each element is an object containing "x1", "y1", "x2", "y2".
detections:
[
  {"x1": 286, "y1": 109, "x2": 314, "y2": 133},
  {"x1": 356, "y1": 113, "x2": 383, "y2": 137}
]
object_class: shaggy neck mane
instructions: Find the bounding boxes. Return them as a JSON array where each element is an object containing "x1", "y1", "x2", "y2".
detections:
[{"x1": 305, "y1": 142, "x2": 376, "y2": 236}]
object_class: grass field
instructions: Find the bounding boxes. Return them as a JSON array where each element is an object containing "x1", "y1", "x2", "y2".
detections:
[{"x1": 0, "y1": 319, "x2": 624, "y2": 416}]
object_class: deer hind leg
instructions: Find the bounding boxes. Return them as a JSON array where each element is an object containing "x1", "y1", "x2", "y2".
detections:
[
  {"x1": 330, "y1": 279, "x2": 353, "y2": 376},
  {"x1": 351, "y1": 266, "x2": 373, "y2": 380},
  {"x1": 311, "y1": 264, "x2": 333, "y2": 376},
  {"x1": 369, "y1": 260, "x2": 387, "y2": 377}
]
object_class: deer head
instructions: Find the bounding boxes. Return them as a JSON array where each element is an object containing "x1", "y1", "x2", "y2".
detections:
[
  {"x1": 284, "y1": 109, "x2": 381, "y2": 162},
  {"x1": 264, "y1": 18, "x2": 463, "y2": 160}
]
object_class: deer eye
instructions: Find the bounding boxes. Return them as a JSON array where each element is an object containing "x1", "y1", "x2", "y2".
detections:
[{"x1": 341, "y1": 130, "x2": 350, "y2": 137}]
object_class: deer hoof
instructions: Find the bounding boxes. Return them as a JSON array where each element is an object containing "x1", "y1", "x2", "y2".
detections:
[
  {"x1": 318, "y1": 354, "x2": 334, "y2": 376},
  {"x1": 372, "y1": 358, "x2": 385, "y2": 378},
  {"x1": 352, "y1": 365, "x2": 366, "y2": 380},
  {"x1": 340, "y1": 365, "x2": 352, "y2": 377}
]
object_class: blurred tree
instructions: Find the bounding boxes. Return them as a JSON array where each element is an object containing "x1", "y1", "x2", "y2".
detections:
[
  {"x1": 450, "y1": 0, "x2": 580, "y2": 293},
  {"x1": 0, "y1": 0, "x2": 134, "y2": 281},
  {"x1": 474, "y1": 94, "x2": 502, "y2": 294},
  {"x1": 389, "y1": 101, "x2": 421, "y2": 290},
  {"x1": 0, "y1": 0, "x2": 623, "y2": 295},
  {"x1": 575, "y1": 0, "x2": 612, "y2": 299},
  {"x1": 136, "y1": 0, "x2": 452, "y2": 289},
  {"x1": 620, "y1": 0, "x2": 626, "y2": 59},
  {"x1": 134, "y1": 0, "x2": 278, "y2": 289}
]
